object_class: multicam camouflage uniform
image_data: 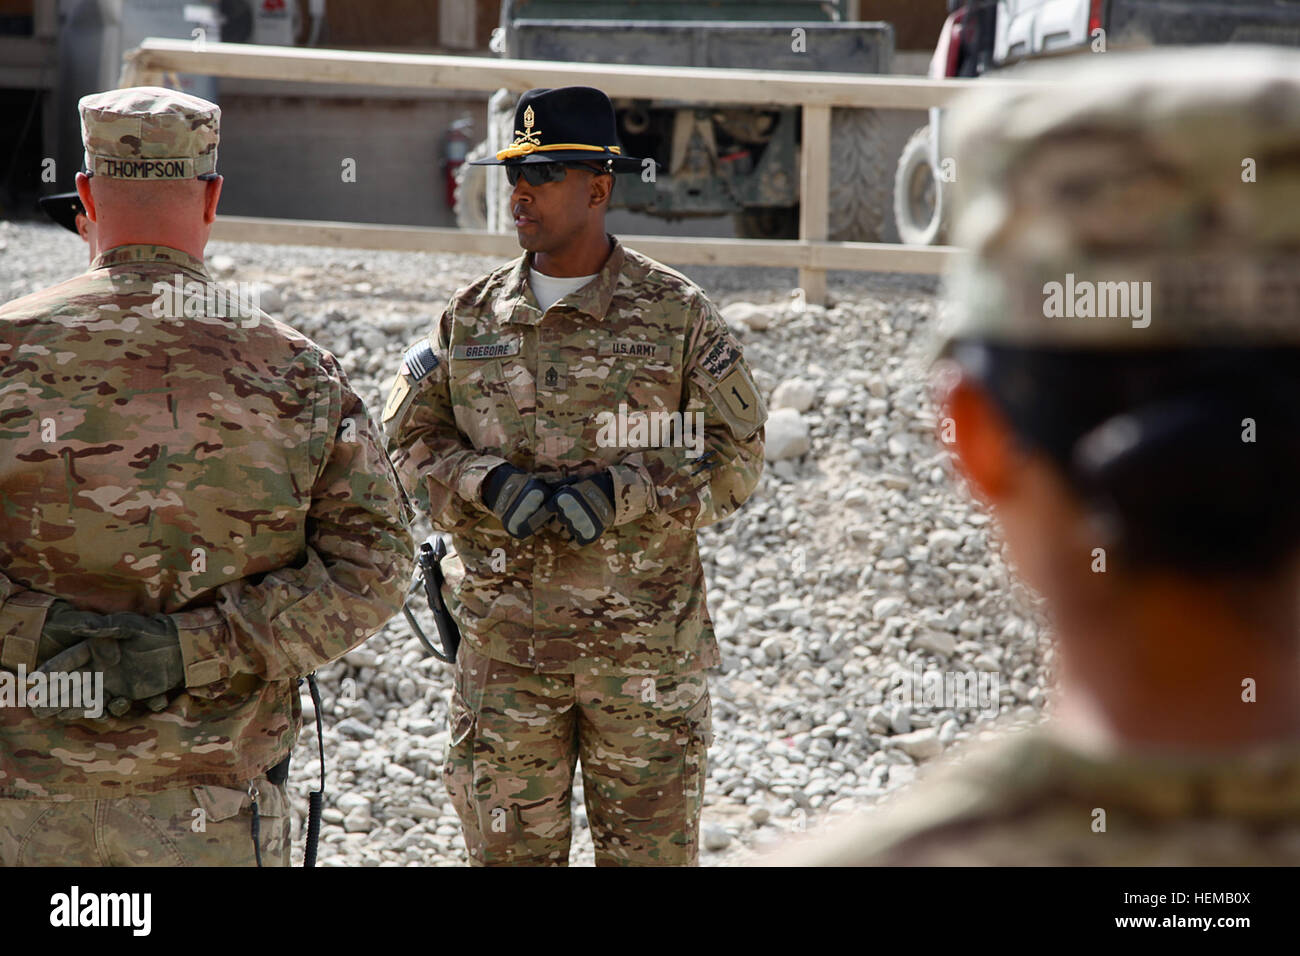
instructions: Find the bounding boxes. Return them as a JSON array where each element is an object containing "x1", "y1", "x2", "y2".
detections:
[
  {"x1": 779, "y1": 47, "x2": 1300, "y2": 866},
  {"x1": 0, "y1": 88, "x2": 414, "y2": 866},
  {"x1": 778, "y1": 729, "x2": 1300, "y2": 865},
  {"x1": 386, "y1": 237, "x2": 766, "y2": 865}
]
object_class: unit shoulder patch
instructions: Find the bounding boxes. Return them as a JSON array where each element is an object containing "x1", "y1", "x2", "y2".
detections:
[
  {"x1": 381, "y1": 373, "x2": 412, "y2": 426},
  {"x1": 709, "y1": 364, "x2": 766, "y2": 440},
  {"x1": 698, "y1": 336, "x2": 742, "y2": 383}
]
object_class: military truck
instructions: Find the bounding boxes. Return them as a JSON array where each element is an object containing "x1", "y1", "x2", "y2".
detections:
[
  {"x1": 894, "y1": 0, "x2": 1300, "y2": 246},
  {"x1": 456, "y1": 0, "x2": 901, "y2": 241}
]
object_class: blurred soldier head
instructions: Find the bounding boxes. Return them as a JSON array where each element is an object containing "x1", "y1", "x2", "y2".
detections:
[
  {"x1": 74, "y1": 86, "x2": 223, "y2": 261},
  {"x1": 932, "y1": 47, "x2": 1300, "y2": 749},
  {"x1": 37, "y1": 190, "x2": 96, "y2": 260},
  {"x1": 470, "y1": 86, "x2": 643, "y2": 257}
]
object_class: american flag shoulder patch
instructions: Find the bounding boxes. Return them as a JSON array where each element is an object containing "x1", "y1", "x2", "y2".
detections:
[{"x1": 403, "y1": 341, "x2": 439, "y2": 381}]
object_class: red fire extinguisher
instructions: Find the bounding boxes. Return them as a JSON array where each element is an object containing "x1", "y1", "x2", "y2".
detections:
[{"x1": 444, "y1": 117, "x2": 474, "y2": 211}]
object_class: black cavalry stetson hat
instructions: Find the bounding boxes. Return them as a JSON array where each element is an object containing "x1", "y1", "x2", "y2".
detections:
[
  {"x1": 469, "y1": 86, "x2": 642, "y2": 172},
  {"x1": 37, "y1": 191, "x2": 86, "y2": 234}
]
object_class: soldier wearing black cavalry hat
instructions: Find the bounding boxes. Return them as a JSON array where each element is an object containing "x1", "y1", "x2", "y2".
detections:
[{"x1": 386, "y1": 86, "x2": 767, "y2": 866}]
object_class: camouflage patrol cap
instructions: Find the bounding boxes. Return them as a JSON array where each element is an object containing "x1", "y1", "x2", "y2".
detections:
[
  {"x1": 937, "y1": 46, "x2": 1300, "y2": 354},
  {"x1": 79, "y1": 86, "x2": 220, "y2": 181}
]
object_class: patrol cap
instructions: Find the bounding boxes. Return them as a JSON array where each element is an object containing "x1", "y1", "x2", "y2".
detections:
[
  {"x1": 79, "y1": 86, "x2": 220, "y2": 181},
  {"x1": 936, "y1": 46, "x2": 1300, "y2": 355}
]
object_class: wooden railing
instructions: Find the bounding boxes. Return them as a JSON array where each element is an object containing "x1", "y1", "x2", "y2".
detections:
[{"x1": 122, "y1": 38, "x2": 1003, "y2": 302}]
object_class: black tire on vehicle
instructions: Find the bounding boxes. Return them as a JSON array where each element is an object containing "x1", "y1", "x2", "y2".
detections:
[
  {"x1": 733, "y1": 206, "x2": 800, "y2": 240},
  {"x1": 893, "y1": 124, "x2": 948, "y2": 247},
  {"x1": 453, "y1": 139, "x2": 492, "y2": 230},
  {"x1": 454, "y1": 96, "x2": 515, "y2": 231},
  {"x1": 828, "y1": 107, "x2": 892, "y2": 242}
]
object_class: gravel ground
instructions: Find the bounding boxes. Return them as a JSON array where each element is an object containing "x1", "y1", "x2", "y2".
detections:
[{"x1": 0, "y1": 219, "x2": 1052, "y2": 866}]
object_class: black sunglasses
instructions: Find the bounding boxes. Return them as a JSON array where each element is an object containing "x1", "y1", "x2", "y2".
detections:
[{"x1": 505, "y1": 161, "x2": 609, "y2": 187}]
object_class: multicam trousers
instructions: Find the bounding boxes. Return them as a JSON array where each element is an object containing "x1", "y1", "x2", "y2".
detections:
[
  {"x1": 445, "y1": 643, "x2": 713, "y2": 866},
  {"x1": 0, "y1": 773, "x2": 290, "y2": 866}
]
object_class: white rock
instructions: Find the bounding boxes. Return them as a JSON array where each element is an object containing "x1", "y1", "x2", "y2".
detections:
[
  {"x1": 893, "y1": 728, "x2": 943, "y2": 760},
  {"x1": 764, "y1": 408, "x2": 811, "y2": 461},
  {"x1": 771, "y1": 459, "x2": 799, "y2": 481},
  {"x1": 927, "y1": 529, "x2": 964, "y2": 561},
  {"x1": 397, "y1": 678, "x2": 419, "y2": 705},
  {"x1": 702, "y1": 823, "x2": 732, "y2": 851},
  {"x1": 345, "y1": 647, "x2": 379, "y2": 668},
  {"x1": 771, "y1": 378, "x2": 816, "y2": 412},
  {"x1": 823, "y1": 387, "x2": 851, "y2": 409},
  {"x1": 407, "y1": 717, "x2": 439, "y2": 736},
  {"x1": 911, "y1": 629, "x2": 958, "y2": 658},
  {"x1": 209, "y1": 254, "x2": 236, "y2": 275},
  {"x1": 872, "y1": 596, "x2": 904, "y2": 620},
  {"x1": 843, "y1": 487, "x2": 870, "y2": 509},
  {"x1": 249, "y1": 281, "x2": 283, "y2": 314},
  {"x1": 385, "y1": 762, "x2": 417, "y2": 784},
  {"x1": 343, "y1": 808, "x2": 373, "y2": 833},
  {"x1": 721, "y1": 301, "x2": 779, "y2": 331}
]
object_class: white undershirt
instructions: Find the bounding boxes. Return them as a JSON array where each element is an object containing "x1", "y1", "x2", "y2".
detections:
[{"x1": 529, "y1": 267, "x2": 598, "y2": 313}]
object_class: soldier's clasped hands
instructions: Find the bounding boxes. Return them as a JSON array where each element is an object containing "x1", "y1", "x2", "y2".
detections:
[
  {"x1": 482, "y1": 464, "x2": 616, "y2": 545},
  {"x1": 34, "y1": 602, "x2": 186, "y2": 718}
]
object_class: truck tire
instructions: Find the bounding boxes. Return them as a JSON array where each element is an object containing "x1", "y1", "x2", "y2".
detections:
[
  {"x1": 894, "y1": 125, "x2": 948, "y2": 247},
  {"x1": 828, "y1": 107, "x2": 892, "y2": 242},
  {"x1": 733, "y1": 206, "x2": 799, "y2": 240},
  {"x1": 453, "y1": 139, "x2": 492, "y2": 230},
  {"x1": 455, "y1": 94, "x2": 515, "y2": 231}
]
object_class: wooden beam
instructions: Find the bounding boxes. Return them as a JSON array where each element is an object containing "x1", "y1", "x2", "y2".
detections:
[
  {"x1": 0, "y1": 37, "x2": 56, "y2": 90},
  {"x1": 34, "y1": 0, "x2": 57, "y2": 40},
  {"x1": 128, "y1": 38, "x2": 1006, "y2": 109},
  {"x1": 209, "y1": 215, "x2": 959, "y2": 275},
  {"x1": 438, "y1": 0, "x2": 477, "y2": 51},
  {"x1": 798, "y1": 105, "x2": 832, "y2": 307}
]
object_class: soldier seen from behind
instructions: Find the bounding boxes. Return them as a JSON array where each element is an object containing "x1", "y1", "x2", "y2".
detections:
[
  {"x1": 777, "y1": 48, "x2": 1300, "y2": 865},
  {"x1": 0, "y1": 87, "x2": 414, "y2": 867}
]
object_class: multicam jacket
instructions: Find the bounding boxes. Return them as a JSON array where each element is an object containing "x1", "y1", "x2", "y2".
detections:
[
  {"x1": 385, "y1": 237, "x2": 765, "y2": 674},
  {"x1": 0, "y1": 244, "x2": 413, "y2": 798},
  {"x1": 772, "y1": 729, "x2": 1300, "y2": 865}
]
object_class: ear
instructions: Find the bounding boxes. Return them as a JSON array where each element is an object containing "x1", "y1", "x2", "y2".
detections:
[
  {"x1": 202, "y1": 176, "x2": 223, "y2": 224},
  {"x1": 589, "y1": 172, "x2": 612, "y2": 209},
  {"x1": 75, "y1": 171, "x2": 96, "y2": 223},
  {"x1": 933, "y1": 361, "x2": 1021, "y2": 503}
]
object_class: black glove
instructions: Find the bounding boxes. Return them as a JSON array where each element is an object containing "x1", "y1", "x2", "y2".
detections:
[
  {"x1": 33, "y1": 612, "x2": 185, "y2": 719},
  {"x1": 37, "y1": 600, "x2": 113, "y2": 664},
  {"x1": 549, "y1": 472, "x2": 616, "y2": 546},
  {"x1": 482, "y1": 464, "x2": 556, "y2": 539}
]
